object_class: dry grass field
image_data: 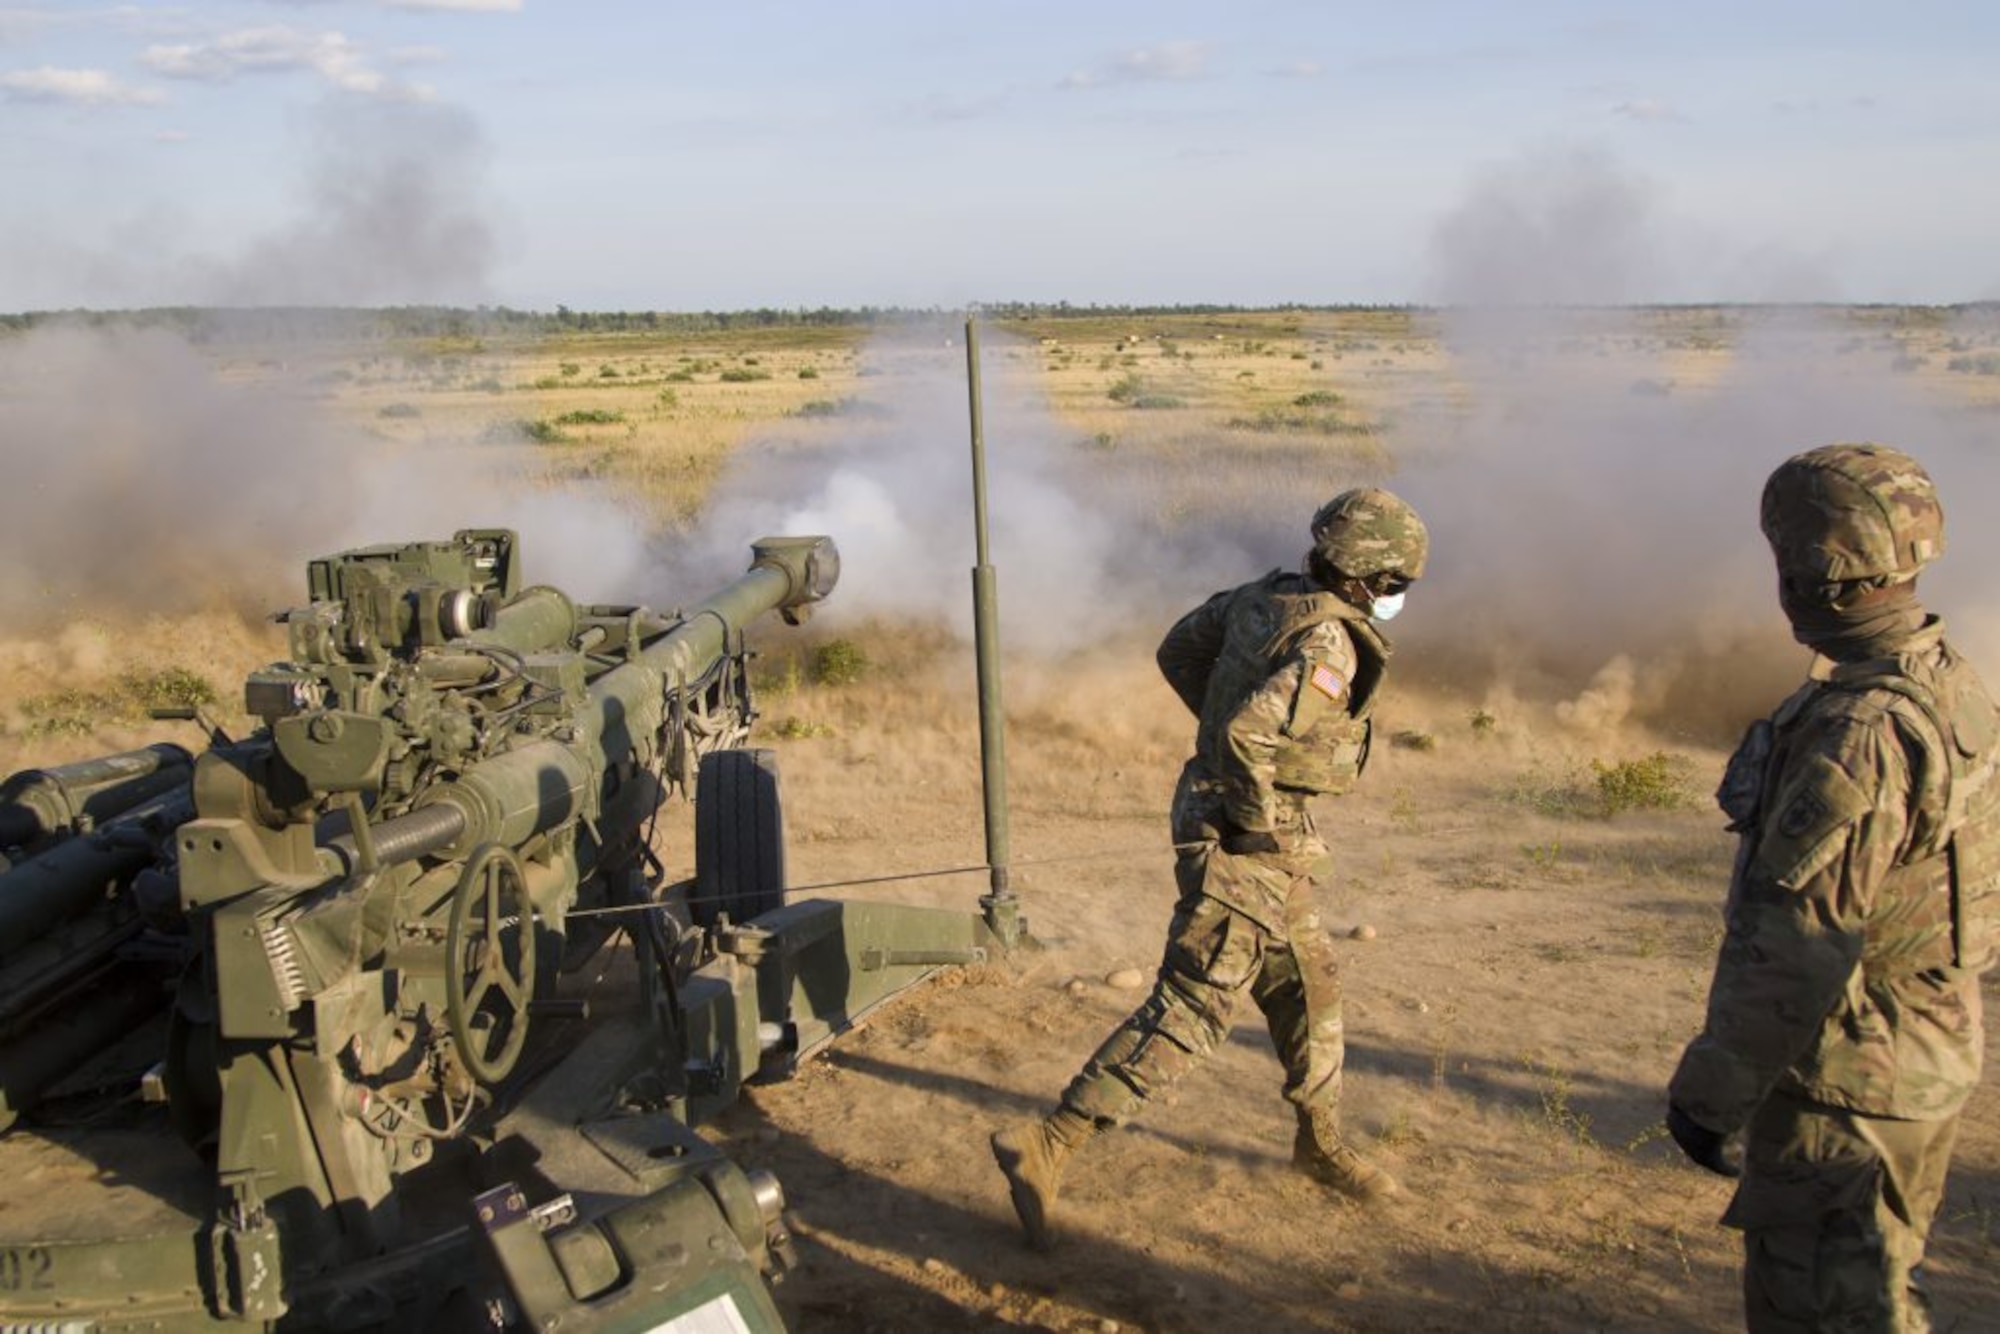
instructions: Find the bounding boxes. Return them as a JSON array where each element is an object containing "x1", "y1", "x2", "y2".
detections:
[{"x1": 0, "y1": 305, "x2": 1997, "y2": 1331}]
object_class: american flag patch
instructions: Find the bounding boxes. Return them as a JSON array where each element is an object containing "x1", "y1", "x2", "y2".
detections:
[{"x1": 1309, "y1": 664, "x2": 1345, "y2": 700}]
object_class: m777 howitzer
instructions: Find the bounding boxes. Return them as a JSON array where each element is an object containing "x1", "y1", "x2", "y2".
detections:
[{"x1": 0, "y1": 528, "x2": 1004, "y2": 1332}]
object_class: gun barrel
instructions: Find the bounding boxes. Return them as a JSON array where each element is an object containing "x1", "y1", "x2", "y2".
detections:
[
  {"x1": 0, "y1": 745, "x2": 192, "y2": 851},
  {"x1": 580, "y1": 538, "x2": 838, "y2": 769},
  {"x1": 641, "y1": 537, "x2": 840, "y2": 678},
  {"x1": 0, "y1": 790, "x2": 193, "y2": 958}
]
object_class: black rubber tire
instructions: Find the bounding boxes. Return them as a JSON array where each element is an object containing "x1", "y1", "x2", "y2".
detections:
[{"x1": 693, "y1": 748, "x2": 786, "y2": 928}]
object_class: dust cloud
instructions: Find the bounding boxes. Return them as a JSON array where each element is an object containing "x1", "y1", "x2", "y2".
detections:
[{"x1": 1392, "y1": 145, "x2": 2000, "y2": 742}]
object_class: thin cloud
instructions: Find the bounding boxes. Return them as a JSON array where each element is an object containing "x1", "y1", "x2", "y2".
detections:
[
  {"x1": 911, "y1": 89, "x2": 1009, "y2": 123},
  {"x1": 154, "y1": 128, "x2": 190, "y2": 142},
  {"x1": 1609, "y1": 98, "x2": 1682, "y2": 123},
  {"x1": 1, "y1": 65, "x2": 163, "y2": 106},
  {"x1": 141, "y1": 26, "x2": 433, "y2": 101},
  {"x1": 0, "y1": 9, "x2": 53, "y2": 45},
  {"x1": 389, "y1": 44, "x2": 448, "y2": 66},
  {"x1": 1060, "y1": 40, "x2": 1211, "y2": 90},
  {"x1": 1267, "y1": 60, "x2": 1324, "y2": 80},
  {"x1": 381, "y1": 0, "x2": 523, "y2": 12},
  {"x1": 1772, "y1": 95, "x2": 1880, "y2": 115}
]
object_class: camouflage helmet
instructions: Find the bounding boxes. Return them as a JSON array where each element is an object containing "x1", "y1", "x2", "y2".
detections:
[
  {"x1": 1759, "y1": 443, "x2": 1944, "y2": 583},
  {"x1": 1310, "y1": 487, "x2": 1429, "y2": 581}
]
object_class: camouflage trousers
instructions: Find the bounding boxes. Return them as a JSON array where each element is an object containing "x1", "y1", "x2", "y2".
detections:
[
  {"x1": 1058, "y1": 779, "x2": 1345, "y2": 1127},
  {"x1": 1723, "y1": 1090, "x2": 1960, "y2": 1334}
]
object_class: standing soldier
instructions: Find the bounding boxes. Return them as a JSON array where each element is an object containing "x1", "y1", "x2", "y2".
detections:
[
  {"x1": 992, "y1": 488, "x2": 1427, "y2": 1251},
  {"x1": 1669, "y1": 444, "x2": 1999, "y2": 1330}
]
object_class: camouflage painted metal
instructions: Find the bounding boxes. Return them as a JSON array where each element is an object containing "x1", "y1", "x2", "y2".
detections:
[
  {"x1": 1760, "y1": 442, "x2": 1946, "y2": 583},
  {"x1": 1310, "y1": 487, "x2": 1429, "y2": 581},
  {"x1": 0, "y1": 529, "x2": 1000, "y2": 1332}
]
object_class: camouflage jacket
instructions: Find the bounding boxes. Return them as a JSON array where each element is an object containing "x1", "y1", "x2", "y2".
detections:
[
  {"x1": 1156, "y1": 569, "x2": 1388, "y2": 836},
  {"x1": 1671, "y1": 618, "x2": 2000, "y2": 1128}
]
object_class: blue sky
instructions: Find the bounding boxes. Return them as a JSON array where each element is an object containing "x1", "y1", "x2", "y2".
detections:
[{"x1": 3, "y1": 1, "x2": 1996, "y2": 311}]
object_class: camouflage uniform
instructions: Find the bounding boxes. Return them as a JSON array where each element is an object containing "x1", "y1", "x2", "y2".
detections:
[
  {"x1": 993, "y1": 488, "x2": 1425, "y2": 1249},
  {"x1": 1670, "y1": 444, "x2": 2000, "y2": 1332},
  {"x1": 1060, "y1": 571, "x2": 1386, "y2": 1128}
]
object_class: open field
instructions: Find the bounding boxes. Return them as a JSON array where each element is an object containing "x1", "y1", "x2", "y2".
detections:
[{"x1": 0, "y1": 306, "x2": 1997, "y2": 1330}]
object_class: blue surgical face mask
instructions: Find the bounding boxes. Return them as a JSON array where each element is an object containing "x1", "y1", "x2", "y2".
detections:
[{"x1": 1370, "y1": 590, "x2": 1406, "y2": 622}]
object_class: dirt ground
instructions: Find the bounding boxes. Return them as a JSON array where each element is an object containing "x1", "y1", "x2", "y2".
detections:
[
  {"x1": 709, "y1": 657, "x2": 2000, "y2": 1334},
  {"x1": 0, "y1": 308, "x2": 1996, "y2": 1331}
]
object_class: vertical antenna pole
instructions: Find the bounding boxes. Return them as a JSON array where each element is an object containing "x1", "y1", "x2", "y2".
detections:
[{"x1": 966, "y1": 318, "x2": 1021, "y2": 947}]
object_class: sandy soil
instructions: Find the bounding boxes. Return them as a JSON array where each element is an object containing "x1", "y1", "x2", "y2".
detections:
[
  {"x1": 2, "y1": 309, "x2": 1996, "y2": 1331},
  {"x1": 700, "y1": 657, "x2": 2000, "y2": 1334}
]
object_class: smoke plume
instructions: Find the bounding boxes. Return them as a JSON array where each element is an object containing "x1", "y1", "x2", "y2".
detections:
[
  {"x1": 686, "y1": 327, "x2": 1276, "y2": 657},
  {"x1": 1395, "y1": 145, "x2": 2000, "y2": 740},
  {"x1": 205, "y1": 100, "x2": 495, "y2": 307},
  {"x1": 0, "y1": 321, "x2": 654, "y2": 632}
]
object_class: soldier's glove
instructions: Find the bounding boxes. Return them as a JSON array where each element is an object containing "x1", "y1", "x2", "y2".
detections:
[
  {"x1": 1220, "y1": 829, "x2": 1283, "y2": 856},
  {"x1": 1666, "y1": 1104, "x2": 1742, "y2": 1179}
]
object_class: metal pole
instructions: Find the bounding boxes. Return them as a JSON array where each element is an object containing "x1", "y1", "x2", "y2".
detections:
[{"x1": 965, "y1": 318, "x2": 1022, "y2": 947}]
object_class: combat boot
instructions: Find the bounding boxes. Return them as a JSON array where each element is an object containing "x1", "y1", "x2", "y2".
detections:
[
  {"x1": 991, "y1": 1108, "x2": 1093, "y2": 1251},
  {"x1": 1293, "y1": 1110, "x2": 1400, "y2": 1204}
]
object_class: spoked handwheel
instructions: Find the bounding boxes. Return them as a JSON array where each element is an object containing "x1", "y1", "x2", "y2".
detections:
[{"x1": 446, "y1": 843, "x2": 537, "y2": 1084}]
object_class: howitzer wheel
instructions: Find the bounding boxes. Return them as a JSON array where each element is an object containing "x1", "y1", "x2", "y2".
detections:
[
  {"x1": 693, "y1": 748, "x2": 786, "y2": 929},
  {"x1": 446, "y1": 843, "x2": 537, "y2": 1084}
]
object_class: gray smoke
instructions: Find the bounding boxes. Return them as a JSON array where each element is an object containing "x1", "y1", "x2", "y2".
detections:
[
  {"x1": 1394, "y1": 146, "x2": 2000, "y2": 739},
  {"x1": 205, "y1": 100, "x2": 495, "y2": 307},
  {"x1": 684, "y1": 327, "x2": 1299, "y2": 657},
  {"x1": 0, "y1": 321, "x2": 653, "y2": 632},
  {"x1": 2, "y1": 98, "x2": 496, "y2": 313}
]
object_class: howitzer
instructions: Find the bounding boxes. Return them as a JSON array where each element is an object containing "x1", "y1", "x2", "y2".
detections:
[{"x1": 0, "y1": 528, "x2": 1002, "y2": 1332}]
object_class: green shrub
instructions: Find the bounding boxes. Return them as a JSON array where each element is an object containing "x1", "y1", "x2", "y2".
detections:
[
  {"x1": 378, "y1": 402, "x2": 421, "y2": 419},
  {"x1": 808, "y1": 639, "x2": 870, "y2": 686},
  {"x1": 663, "y1": 369, "x2": 695, "y2": 383},
  {"x1": 519, "y1": 418, "x2": 568, "y2": 444},
  {"x1": 559, "y1": 362, "x2": 580, "y2": 377},
  {"x1": 1292, "y1": 390, "x2": 1343, "y2": 408},
  {"x1": 656, "y1": 387, "x2": 680, "y2": 409},
  {"x1": 17, "y1": 668, "x2": 215, "y2": 737},
  {"x1": 798, "y1": 366, "x2": 820, "y2": 380},
  {"x1": 553, "y1": 408, "x2": 625, "y2": 426},
  {"x1": 122, "y1": 667, "x2": 215, "y2": 712},
  {"x1": 1592, "y1": 752, "x2": 1698, "y2": 816},
  {"x1": 19, "y1": 688, "x2": 107, "y2": 737},
  {"x1": 1227, "y1": 409, "x2": 1370, "y2": 436},
  {"x1": 719, "y1": 368, "x2": 771, "y2": 383},
  {"x1": 1106, "y1": 373, "x2": 1144, "y2": 404},
  {"x1": 597, "y1": 364, "x2": 621, "y2": 379},
  {"x1": 1130, "y1": 394, "x2": 1186, "y2": 410}
]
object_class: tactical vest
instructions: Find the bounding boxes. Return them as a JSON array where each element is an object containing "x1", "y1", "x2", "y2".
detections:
[
  {"x1": 1720, "y1": 628, "x2": 2000, "y2": 976},
  {"x1": 1197, "y1": 571, "x2": 1387, "y2": 797}
]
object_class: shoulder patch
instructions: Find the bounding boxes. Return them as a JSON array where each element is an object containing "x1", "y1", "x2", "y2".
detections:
[
  {"x1": 1753, "y1": 749, "x2": 1874, "y2": 891},
  {"x1": 1776, "y1": 787, "x2": 1829, "y2": 839},
  {"x1": 1309, "y1": 663, "x2": 1346, "y2": 701}
]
